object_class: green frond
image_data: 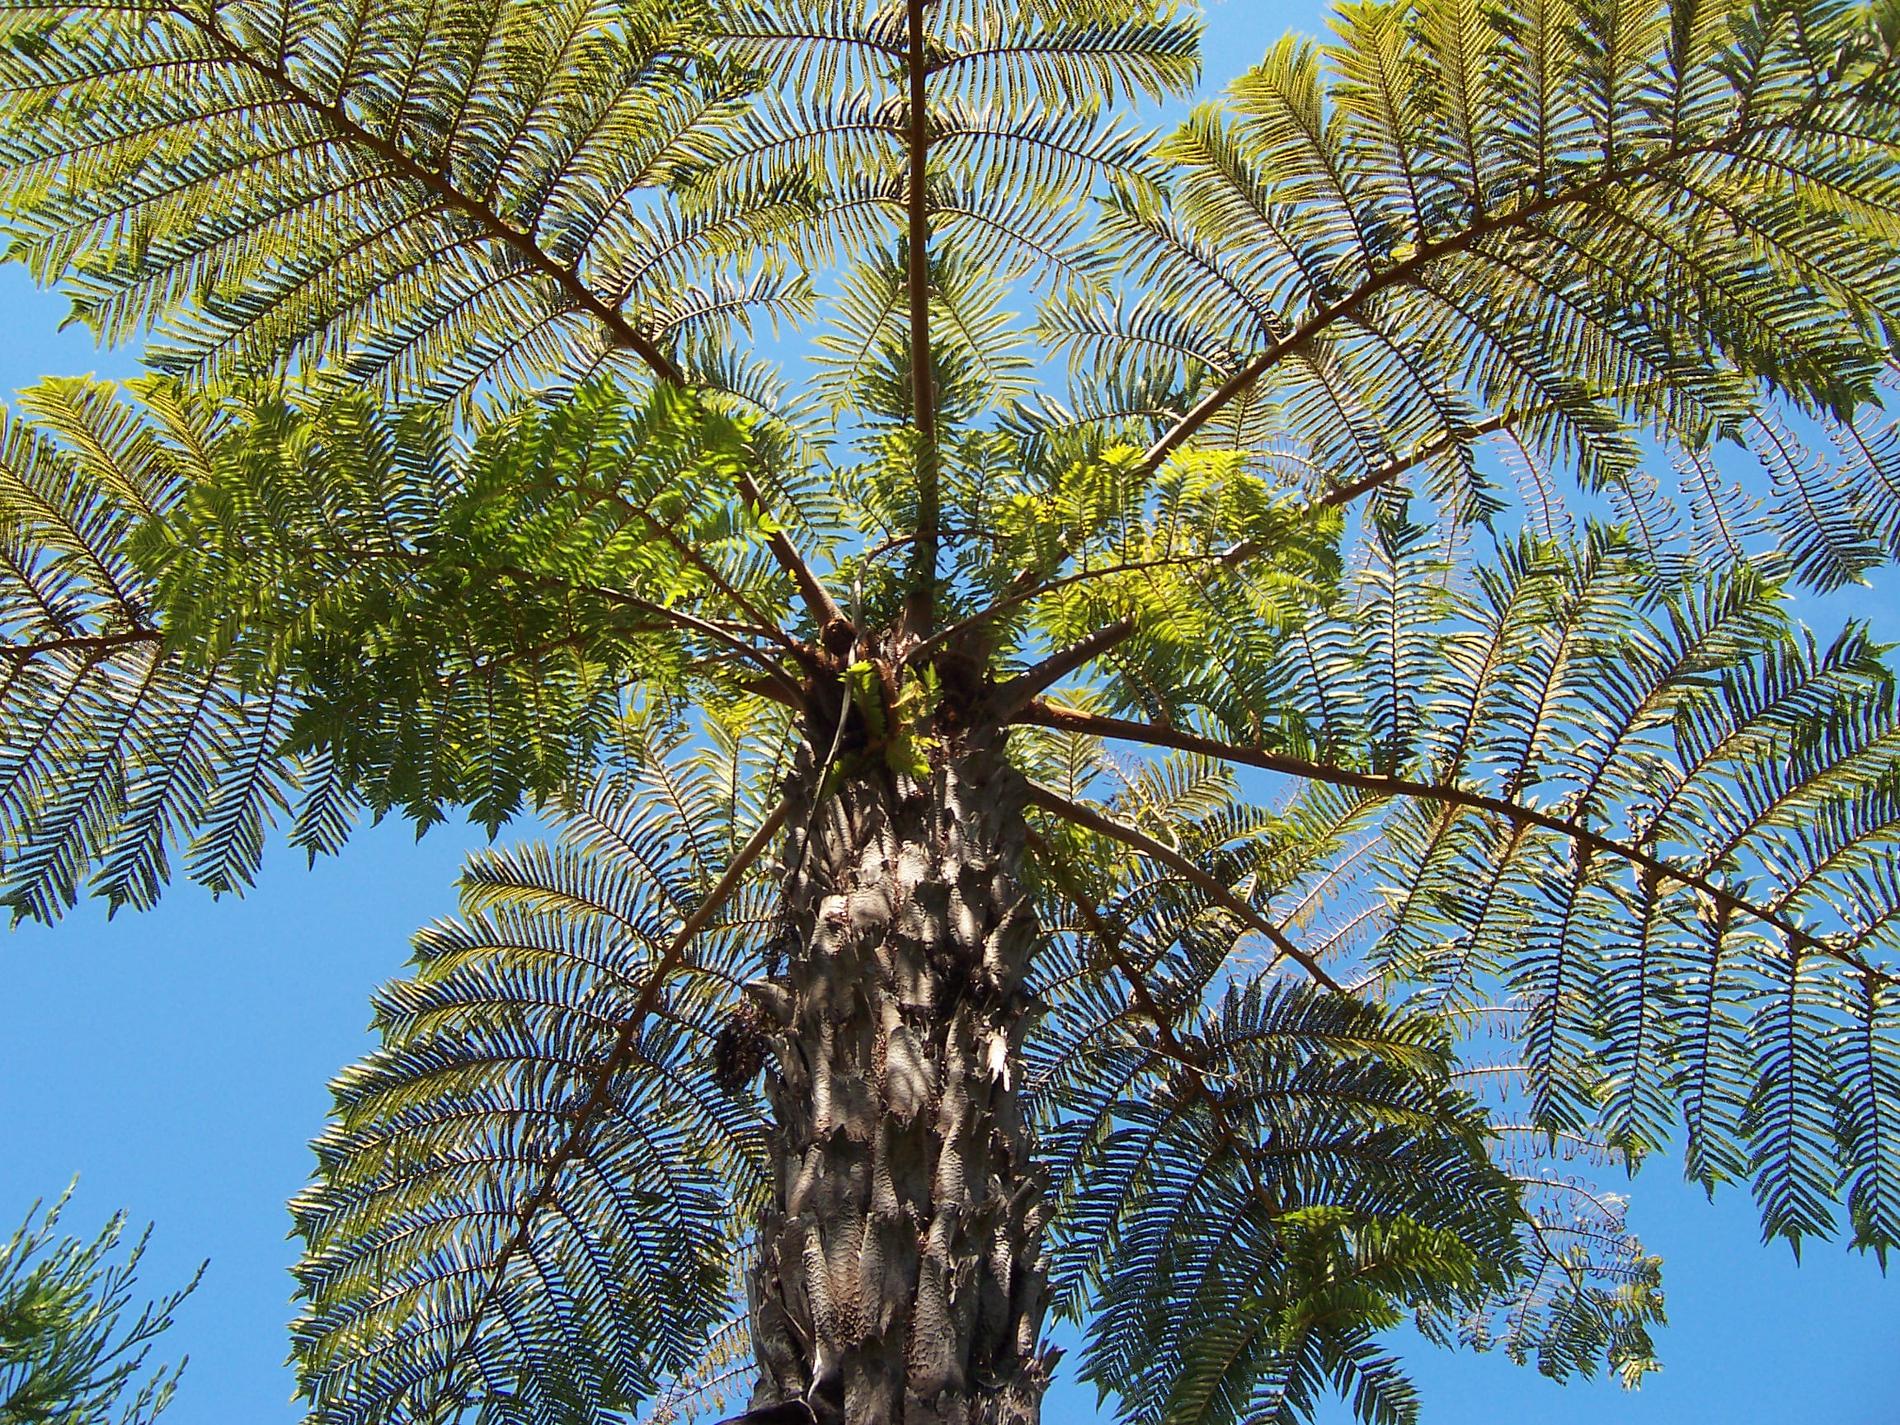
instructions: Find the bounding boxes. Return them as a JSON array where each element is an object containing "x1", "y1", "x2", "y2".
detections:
[
  {"x1": 0, "y1": 387, "x2": 311, "y2": 919},
  {"x1": 1021, "y1": 758, "x2": 1662, "y2": 1422},
  {"x1": 292, "y1": 745, "x2": 778, "y2": 1425},
  {"x1": 1050, "y1": 0, "x2": 1900, "y2": 567},
  {"x1": 134, "y1": 377, "x2": 791, "y2": 832},
  {"x1": 0, "y1": 0, "x2": 775, "y2": 397},
  {"x1": 1, "y1": 375, "x2": 811, "y2": 916},
  {"x1": 1042, "y1": 972, "x2": 1522, "y2": 1425}
]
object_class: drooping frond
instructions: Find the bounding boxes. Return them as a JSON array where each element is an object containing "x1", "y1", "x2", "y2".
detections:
[
  {"x1": 1041, "y1": 974, "x2": 1519, "y2": 1425},
  {"x1": 292, "y1": 734, "x2": 783, "y2": 1425},
  {"x1": 1018, "y1": 527, "x2": 1900, "y2": 1258},
  {"x1": 1436, "y1": 1117, "x2": 1665, "y2": 1386},
  {"x1": 1, "y1": 375, "x2": 814, "y2": 917},
  {"x1": 633, "y1": 1312, "x2": 755, "y2": 1425},
  {"x1": 1019, "y1": 759, "x2": 1660, "y2": 1424}
]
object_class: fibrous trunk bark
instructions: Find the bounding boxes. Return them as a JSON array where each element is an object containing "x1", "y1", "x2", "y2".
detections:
[{"x1": 744, "y1": 725, "x2": 1051, "y2": 1425}]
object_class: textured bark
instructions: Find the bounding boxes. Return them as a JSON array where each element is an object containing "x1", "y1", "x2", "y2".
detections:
[{"x1": 744, "y1": 724, "x2": 1052, "y2": 1425}]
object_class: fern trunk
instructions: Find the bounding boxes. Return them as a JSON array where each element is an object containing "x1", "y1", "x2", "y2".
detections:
[{"x1": 745, "y1": 725, "x2": 1052, "y2": 1425}]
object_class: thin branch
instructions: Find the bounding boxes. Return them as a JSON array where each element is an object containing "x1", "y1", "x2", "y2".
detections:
[
  {"x1": 985, "y1": 617, "x2": 1136, "y2": 718},
  {"x1": 605, "y1": 489, "x2": 820, "y2": 666},
  {"x1": 1025, "y1": 781, "x2": 1342, "y2": 992},
  {"x1": 1, "y1": 627, "x2": 163, "y2": 664},
  {"x1": 734, "y1": 471, "x2": 848, "y2": 634},
  {"x1": 1029, "y1": 829, "x2": 1179, "y2": 1030},
  {"x1": 492, "y1": 566, "x2": 805, "y2": 704},
  {"x1": 1136, "y1": 131, "x2": 1774, "y2": 478},
  {"x1": 1019, "y1": 701, "x2": 1899, "y2": 987},
  {"x1": 1316, "y1": 412, "x2": 1513, "y2": 508},
  {"x1": 901, "y1": 0, "x2": 940, "y2": 640},
  {"x1": 423, "y1": 799, "x2": 791, "y2": 1425},
  {"x1": 174, "y1": 6, "x2": 684, "y2": 383}
]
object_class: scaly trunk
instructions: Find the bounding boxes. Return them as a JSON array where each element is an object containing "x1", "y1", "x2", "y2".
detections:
[{"x1": 743, "y1": 725, "x2": 1052, "y2": 1425}]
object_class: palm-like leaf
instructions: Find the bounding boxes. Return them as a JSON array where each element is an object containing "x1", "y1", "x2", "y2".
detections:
[
  {"x1": 0, "y1": 381, "x2": 312, "y2": 918},
  {"x1": 1, "y1": 375, "x2": 807, "y2": 917},
  {"x1": 1050, "y1": 0, "x2": 1900, "y2": 577},
  {"x1": 293, "y1": 728, "x2": 783, "y2": 1425},
  {"x1": 0, "y1": 0, "x2": 809, "y2": 404},
  {"x1": 1018, "y1": 757, "x2": 1663, "y2": 1424},
  {"x1": 1028, "y1": 527, "x2": 1900, "y2": 1264}
]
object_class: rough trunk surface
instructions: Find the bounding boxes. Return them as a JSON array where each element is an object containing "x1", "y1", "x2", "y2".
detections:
[{"x1": 745, "y1": 726, "x2": 1051, "y2": 1425}]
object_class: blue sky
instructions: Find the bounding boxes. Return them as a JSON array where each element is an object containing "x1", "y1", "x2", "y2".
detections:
[{"x1": 2, "y1": 1, "x2": 1896, "y2": 1420}]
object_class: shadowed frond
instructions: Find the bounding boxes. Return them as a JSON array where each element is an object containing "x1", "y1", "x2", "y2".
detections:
[
  {"x1": 1020, "y1": 760, "x2": 1660, "y2": 1424},
  {"x1": 1018, "y1": 526, "x2": 1900, "y2": 1258},
  {"x1": 1040, "y1": 967, "x2": 1527, "y2": 1425},
  {"x1": 292, "y1": 735, "x2": 783, "y2": 1425}
]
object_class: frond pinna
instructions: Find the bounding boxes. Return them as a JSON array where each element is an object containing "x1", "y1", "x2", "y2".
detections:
[
  {"x1": 4, "y1": 0, "x2": 1900, "y2": 1423},
  {"x1": 0, "y1": 381, "x2": 308, "y2": 919}
]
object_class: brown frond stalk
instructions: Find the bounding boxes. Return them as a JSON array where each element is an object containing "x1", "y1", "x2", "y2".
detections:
[
  {"x1": 2, "y1": 628, "x2": 163, "y2": 664},
  {"x1": 1020, "y1": 700, "x2": 1898, "y2": 987},
  {"x1": 734, "y1": 471, "x2": 849, "y2": 635},
  {"x1": 1025, "y1": 781, "x2": 1342, "y2": 992},
  {"x1": 987, "y1": 618, "x2": 1137, "y2": 719},
  {"x1": 901, "y1": 0, "x2": 940, "y2": 641}
]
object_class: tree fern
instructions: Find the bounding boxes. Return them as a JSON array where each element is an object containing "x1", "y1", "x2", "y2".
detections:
[{"x1": 4, "y1": 0, "x2": 1900, "y2": 1422}]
